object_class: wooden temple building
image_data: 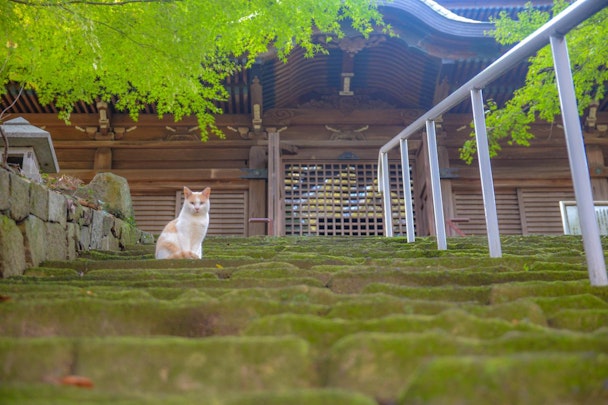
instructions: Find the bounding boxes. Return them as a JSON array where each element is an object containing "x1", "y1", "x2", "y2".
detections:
[{"x1": 3, "y1": 0, "x2": 608, "y2": 238}]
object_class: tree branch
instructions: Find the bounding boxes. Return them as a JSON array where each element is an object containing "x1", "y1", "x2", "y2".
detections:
[
  {"x1": 1, "y1": 86, "x2": 24, "y2": 169},
  {"x1": 9, "y1": 0, "x2": 180, "y2": 6}
]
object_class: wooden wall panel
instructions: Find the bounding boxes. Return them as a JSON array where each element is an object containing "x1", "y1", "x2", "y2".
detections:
[
  {"x1": 519, "y1": 188, "x2": 574, "y2": 235},
  {"x1": 132, "y1": 195, "x2": 176, "y2": 235},
  {"x1": 452, "y1": 187, "x2": 576, "y2": 236},
  {"x1": 132, "y1": 191, "x2": 248, "y2": 236},
  {"x1": 452, "y1": 189, "x2": 522, "y2": 235}
]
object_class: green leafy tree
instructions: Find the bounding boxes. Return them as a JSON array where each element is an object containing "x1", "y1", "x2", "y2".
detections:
[
  {"x1": 459, "y1": 0, "x2": 608, "y2": 164},
  {"x1": 1, "y1": 0, "x2": 386, "y2": 141}
]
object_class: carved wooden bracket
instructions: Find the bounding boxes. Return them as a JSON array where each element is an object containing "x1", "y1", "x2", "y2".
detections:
[{"x1": 75, "y1": 102, "x2": 136, "y2": 140}]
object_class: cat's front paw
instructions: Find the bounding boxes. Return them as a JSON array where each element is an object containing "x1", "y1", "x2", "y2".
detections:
[{"x1": 185, "y1": 251, "x2": 201, "y2": 259}]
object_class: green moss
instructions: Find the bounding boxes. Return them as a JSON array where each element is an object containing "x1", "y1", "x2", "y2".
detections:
[
  {"x1": 490, "y1": 280, "x2": 608, "y2": 304},
  {"x1": 76, "y1": 336, "x2": 315, "y2": 394},
  {"x1": 465, "y1": 299, "x2": 548, "y2": 326},
  {"x1": 363, "y1": 283, "x2": 492, "y2": 303},
  {"x1": 2, "y1": 235, "x2": 608, "y2": 402},
  {"x1": 231, "y1": 262, "x2": 331, "y2": 284},
  {"x1": 22, "y1": 267, "x2": 80, "y2": 278},
  {"x1": 224, "y1": 389, "x2": 377, "y2": 405},
  {"x1": 400, "y1": 353, "x2": 608, "y2": 405},
  {"x1": 0, "y1": 384, "x2": 157, "y2": 405},
  {"x1": 245, "y1": 310, "x2": 543, "y2": 355},
  {"x1": 531, "y1": 294, "x2": 608, "y2": 316},
  {"x1": 326, "y1": 332, "x2": 473, "y2": 401},
  {"x1": 0, "y1": 336, "x2": 316, "y2": 397},
  {"x1": 549, "y1": 309, "x2": 608, "y2": 332},
  {"x1": 485, "y1": 331, "x2": 608, "y2": 354},
  {"x1": 217, "y1": 285, "x2": 339, "y2": 306},
  {"x1": 0, "y1": 338, "x2": 75, "y2": 383}
]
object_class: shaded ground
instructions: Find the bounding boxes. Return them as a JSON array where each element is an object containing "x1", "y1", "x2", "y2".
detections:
[{"x1": 1, "y1": 235, "x2": 607, "y2": 404}]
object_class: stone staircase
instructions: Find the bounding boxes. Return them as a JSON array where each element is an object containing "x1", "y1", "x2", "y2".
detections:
[{"x1": 1, "y1": 235, "x2": 607, "y2": 404}]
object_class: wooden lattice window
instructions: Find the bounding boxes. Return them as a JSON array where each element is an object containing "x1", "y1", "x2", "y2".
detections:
[{"x1": 284, "y1": 162, "x2": 413, "y2": 236}]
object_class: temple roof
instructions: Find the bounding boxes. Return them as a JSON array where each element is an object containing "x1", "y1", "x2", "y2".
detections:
[{"x1": 3, "y1": 0, "x2": 594, "y2": 118}]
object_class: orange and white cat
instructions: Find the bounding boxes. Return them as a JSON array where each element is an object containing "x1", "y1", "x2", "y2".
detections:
[{"x1": 155, "y1": 186, "x2": 211, "y2": 259}]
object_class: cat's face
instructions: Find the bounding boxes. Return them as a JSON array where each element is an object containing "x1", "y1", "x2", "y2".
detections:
[{"x1": 183, "y1": 186, "x2": 211, "y2": 215}]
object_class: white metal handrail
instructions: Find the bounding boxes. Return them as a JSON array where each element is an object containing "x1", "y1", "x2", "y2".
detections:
[{"x1": 378, "y1": 0, "x2": 608, "y2": 286}]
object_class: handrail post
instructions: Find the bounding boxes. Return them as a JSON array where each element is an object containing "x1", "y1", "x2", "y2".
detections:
[
  {"x1": 400, "y1": 139, "x2": 416, "y2": 242},
  {"x1": 550, "y1": 34, "x2": 608, "y2": 286},
  {"x1": 470, "y1": 88, "x2": 502, "y2": 258},
  {"x1": 426, "y1": 120, "x2": 447, "y2": 250},
  {"x1": 380, "y1": 152, "x2": 394, "y2": 236}
]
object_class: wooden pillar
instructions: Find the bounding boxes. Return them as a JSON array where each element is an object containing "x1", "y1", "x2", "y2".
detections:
[
  {"x1": 248, "y1": 146, "x2": 267, "y2": 236},
  {"x1": 414, "y1": 135, "x2": 433, "y2": 236},
  {"x1": 438, "y1": 144, "x2": 456, "y2": 236},
  {"x1": 93, "y1": 147, "x2": 112, "y2": 171},
  {"x1": 267, "y1": 131, "x2": 283, "y2": 236}
]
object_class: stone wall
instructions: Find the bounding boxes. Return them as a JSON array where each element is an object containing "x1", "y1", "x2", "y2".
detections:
[{"x1": 0, "y1": 168, "x2": 154, "y2": 278}]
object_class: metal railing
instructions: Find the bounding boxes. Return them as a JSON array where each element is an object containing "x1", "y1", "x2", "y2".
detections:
[{"x1": 377, "y1": 0, "x2": 608, "y2": 286}]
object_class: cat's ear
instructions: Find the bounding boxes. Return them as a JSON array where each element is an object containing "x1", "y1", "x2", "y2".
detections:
[
  {"x1": 183, "y1": 187, "x2": 192, "y2": 197},
  {"x1": 202, "y1": 187, "x2": 211, "y2": 198}
]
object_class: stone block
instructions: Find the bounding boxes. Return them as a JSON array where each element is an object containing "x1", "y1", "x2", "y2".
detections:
[
  {"x1": 101, "y1": 235, "x2": 120, "y2": 251},
  {"x1": 79, "y1": 206, "x2": 94, "y2": 227},
  {"x1": 48, "y1": 190, "x2": 67, "y2": 227},
  {"x1": 118, "y1": 220, "x2": 140, "y2": 247},
  {"x1": 0, "y1": 169, "x2": 9, "y2": 212},
  {"x1": 90, "y1": 210, "x2": 104, "y2": 250},
  {"x1": 0, "y1": 215, "x2": 26, "y2": 277},
  {"x1": 66, "y1": 222, "x2": 80, "y2": 259},
  {"x1": 8, "y1": 172, "x2": 30, "y2": 222},
  {"x1": 21, "y1": 215, "x2": 47, "y2": 267},
  {"x1": 140, "y1": 231, "x2": 156, "y2": 245},
  {"x1": 75, "y1": 172, "x2": 134, "y2": 220},
  {"x1": 45, "y1": 222, "x2": 67, "y2": 261},
  {"x1": 79, "y1": 225, "x2": 91, "y2": 251},
  {"x1": 102, "y1": 212, "x2": 114, "y2": 236},
  {"x1": 29, "y1": 182, "x2": 49, "y2": 221}
]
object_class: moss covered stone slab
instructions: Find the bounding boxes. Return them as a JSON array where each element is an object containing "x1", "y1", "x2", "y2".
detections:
[
  {"x1": 223, "y1": 389, "x2": 377, "y2": 405},
  {"x1": 0, "y1": 336, "x2": 316, "y2": 397},
  {"x1": 399, "y1": 353, "x2": 608, "y2": 405}
]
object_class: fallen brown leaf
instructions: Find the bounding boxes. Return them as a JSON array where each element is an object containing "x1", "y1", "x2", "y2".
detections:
[{"x1": 60, "y1": 375, "x2": 94, "y2": 388}]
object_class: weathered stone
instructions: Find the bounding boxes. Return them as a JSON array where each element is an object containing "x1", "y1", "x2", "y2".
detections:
[
  {"x1": 76, "y1": 173, "x2": 134, "y2": 220},
  {"x1": 0, "y1": 169, "x2": 9, "y2": 212},
  {"x1": 21, "y1": 215, "x2": 47, "y2": 267},
  {"x1": 48, "y1": 190, "x2": 67, "y2": 227},
  {"x1": 101, "y1": 235, "x2": 120, "y2": 251},
  {"x1": 90, "y1": 210, "x2": 105, "y2": 250},
  {"x1": 79, "y1": 206, "x2": 94, "y2": 227},
  {"x1": 79, "y1": 225, "x2": 92, "y2": 251},
  {"x1": 66, "y1": 222, "x2": 80, "y2": 259},
  {"x1": 45, "y1": 222, "x2": 67, "y2": 261},
  {"x1": 140, "y1": 231, "x2": 155, "y2": 245},
  {"x1": 8, "y1": 172, "x2": 30, "y2": 222},
  {"x1": 103, "y1": 212, "x2": 114, "y2": 236},
  {"x1": 66, "y1": 197, "x2": 81, "y2": 223},
  {"x1": 29, "y1": 182, "x2": 49, "y2": 220},
  {"x1": 118, "y1": 220, "x2": 139, "y2": 247},
  {"x1": 0, "y1": 215, "x2": 26, "y2": 277}
]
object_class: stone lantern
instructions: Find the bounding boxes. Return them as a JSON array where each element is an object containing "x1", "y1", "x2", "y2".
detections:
[{"x1": 0, "y1": 117, "x2": 60, "y2": 182}]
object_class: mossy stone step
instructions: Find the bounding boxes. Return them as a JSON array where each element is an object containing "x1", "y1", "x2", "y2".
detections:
[
  {"x1": 0, "y1": 336, "x2": 316, "y2": 396},
  {"x1": 243, "y1": 311, "x2": 548, "y2": 352},
  {"x1": 326, "y1": 332, "x2": 608, "y2": 401},
  {"x1": 1, "y1": 235, "x2": 607, "y2": 404},
  {"x1": 0, "y1": 386, "x2": 377, "y2": 405},
  {"x1": 399, "y1": 353, "x2": 608, "y2": 405}
]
